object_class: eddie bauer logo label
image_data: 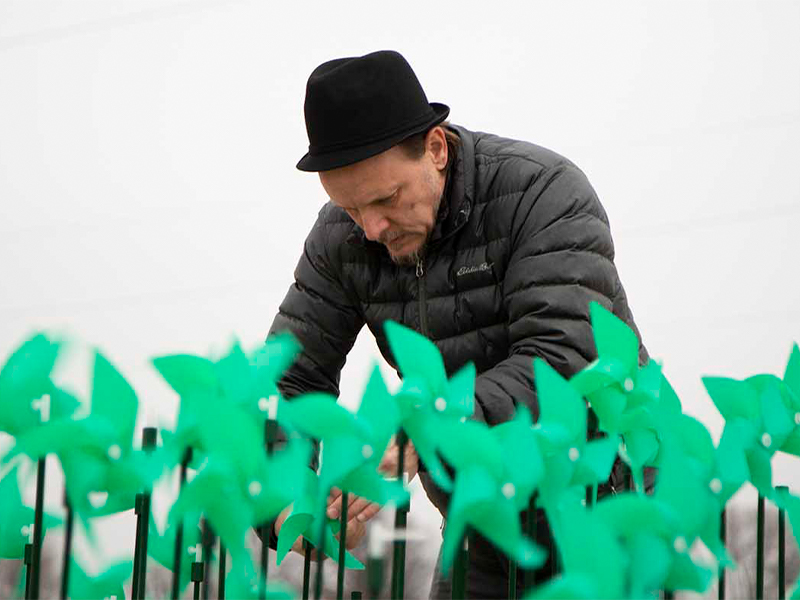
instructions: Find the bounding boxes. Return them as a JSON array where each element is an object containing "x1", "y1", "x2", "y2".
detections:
[{"x1": 456, "y1": 262, "x2": 494, "y2": 277}]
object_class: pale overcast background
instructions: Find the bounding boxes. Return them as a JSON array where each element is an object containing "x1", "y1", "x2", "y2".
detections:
[{"x1": 1, "y1": 0, "x2": 799, "y2": 595}]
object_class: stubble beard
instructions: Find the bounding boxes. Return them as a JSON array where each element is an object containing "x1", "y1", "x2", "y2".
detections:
[{"x1": 387, "y1": 186, "x2": 442, "y2": 267}]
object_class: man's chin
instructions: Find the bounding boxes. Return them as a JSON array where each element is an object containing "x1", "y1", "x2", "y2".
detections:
[{"x1": 390, "y1": 251, "x2": 420, "y2": 267}]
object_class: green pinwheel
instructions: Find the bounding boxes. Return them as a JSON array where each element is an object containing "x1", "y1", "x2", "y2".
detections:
[
  {"x1": 275, "y1": 368, "x2": 407, "y2": 552},
  {"x1": 317, "y1": 365, "x2": 407, "y2": 507},
  {"x1": 383, "y1": 320, "x2": 476, "y2": 491},
  {"x1": 570, "y1": 304, "x2": 682, "y2": 488},
  {"x1": 67, "y1": 558, "x2": 132, "y2": 600},
  {"x1": 3, "y1": 351, "x2": 163, "y2": 518},
  {"x1": 436, "y1": 405, "x2": 546, "y2": 573},
  {"x1": 653, "y1": 412, "x2": 732, "y2": 567},
  {"x1": 0, "y1": 333, "x2": 75, "y2": 436},
  {"x1": 169, "y1": 456, "x2": 258, "y2": 578},
  {"x1": 168, "y1": 396, "x2": 311, "y2": 580},
  {"x1": 525, "y1": 500, "x2": 625, "y2": 600},
  {"x1": 153, "y1": 333, "x2": 300, "y2": 442},
  {"x1": 592, "y1": 493, "x2": 714, "y2": 596},
  {"x1": 702, "y1": 374, "x2": 793, "y2": 499},
  {"x1": 0, "y1": 465, "x2": 61, "y2": 559},
  {"x1": 532, "y1": 359, "x2": 619, "y2": 510},
  {"x1": 275, "y1": 467, "x2": 364, "y2": 569},
  {"x1": 147, "y1": 512, "x2": 202, "y2": 592}
]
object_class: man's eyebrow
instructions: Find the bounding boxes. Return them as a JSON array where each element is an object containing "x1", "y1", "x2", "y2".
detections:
[{"x1": 368, "y1": 189, "x2": 398, "y2": 204}]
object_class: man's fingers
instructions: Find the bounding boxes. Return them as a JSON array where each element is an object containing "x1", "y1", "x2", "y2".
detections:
[
  {"x1": 326, "y1": 487, "x2": 343, "y2": 518},
  {"x1": 355, "y1": 501, "x2": 382, "y2": 523}
]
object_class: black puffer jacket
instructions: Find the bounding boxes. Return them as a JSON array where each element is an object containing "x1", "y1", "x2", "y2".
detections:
[{"x1": 269, "y1": 124, "x2": 648, "y2": 510}]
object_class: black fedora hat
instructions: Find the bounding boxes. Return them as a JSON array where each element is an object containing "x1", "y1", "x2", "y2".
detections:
[{"x1": 296, "y1": 50, "x2": 450, "y2": 172}]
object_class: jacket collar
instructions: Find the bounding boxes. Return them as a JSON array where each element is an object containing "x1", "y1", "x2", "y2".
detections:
[{"x1": 346, "y1": 123, "x2": 475, "y2": 248}]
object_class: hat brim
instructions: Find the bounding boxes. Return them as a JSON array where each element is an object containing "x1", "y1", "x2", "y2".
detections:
[{"x1": 296, "y1": 103, "x2": 450, "y2": 172}]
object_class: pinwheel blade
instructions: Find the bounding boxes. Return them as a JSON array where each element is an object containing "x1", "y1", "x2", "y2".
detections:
[
  {"x1": 534, "y1": 359, "x2": 586, "y2": 444},
  {"x1": 702, "y1": 376, "x2": 759, "y2": 422},
  {"x1": 152, "y1": 354, "x2": 220, "y2": 398},
  {"x1": 384, "y1": 321, "x2": 447, "y2": 391},
  {"x1": 91, "y1": 352, "x2": 138, "y2": 446},
  {"x1": 589, "y1": 301, "x2": 640, "y2": 374}
]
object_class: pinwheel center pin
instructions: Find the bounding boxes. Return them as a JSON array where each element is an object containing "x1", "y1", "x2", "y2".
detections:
[
  {"x1": 20, "y1": 524, "x2": 33, "y2": 541},
  {"x1": 107, "y1": 444, "x2": 122, "y2": 460},
  {"x1": 795, "y1": 412, "x2": 800, "y2": 425},
  {"x1": 623, "y1": 378, "x2": 635, "y2": 392},
  {"x1": 89, "y1": 492, "x2": 108, "y2": 509},
  {"x1": 31, "y1": 394, "x2": 51, "y2": 422},
  {"x1": 258, "y1": 395, "x2": 279, "y2": 419},
  {"x1": 673, "y1": 536, "x2": 688, "y2": 553},
  {"x1": 568, "y1": 447, "x2": 580, "y2": 461},
  {"x1": 761, "y1": 433, "x2": 772, "y2": 448},
  {"x1": 501, "y1": 482, "x2": 516, "y2": 499},
  {"x1": 709, "y1": 478, "x2": 722, "y2": 494},
  {"x1": 434, "y1": 397, "x2": 447, "y2": 412},
  {"x1": 361, "y1": 444, "x2": 373, "y2": 459},
  {"x1": 248, "y1": 481, "x2": 262, "y2": 497}
]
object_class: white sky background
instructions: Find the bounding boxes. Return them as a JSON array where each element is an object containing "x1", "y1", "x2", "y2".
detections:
[{"x1": 1, "y1": 0, "x2": 799, "y2": 571}]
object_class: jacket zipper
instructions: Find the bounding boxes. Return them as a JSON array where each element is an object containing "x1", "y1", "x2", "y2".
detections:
[{"x1": 416, "y1": 256, "x2": 429, "y2": 336}]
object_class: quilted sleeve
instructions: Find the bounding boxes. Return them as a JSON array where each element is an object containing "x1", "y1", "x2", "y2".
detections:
[
  {"x1": 268, "y1": 214, "x2": 365, "y2": 401},
  {"x1": 472, "y1": 163, "x2": 647, "y2": 425}
]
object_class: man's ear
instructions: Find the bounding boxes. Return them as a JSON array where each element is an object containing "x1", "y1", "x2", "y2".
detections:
[{"x1": 426, "y1": 126, "x2": 448, "y2": 171}]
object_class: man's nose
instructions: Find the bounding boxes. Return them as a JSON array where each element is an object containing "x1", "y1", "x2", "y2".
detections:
[{"x1": 361, "y1": 209, "x2": 389, "y2": 242}]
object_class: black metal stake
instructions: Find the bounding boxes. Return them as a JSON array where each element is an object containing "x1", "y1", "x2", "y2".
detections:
[
  {"x1": 507, "y1": 559, "x2": 517, "y2": 599},
  {"x1": 60, "y1": 491, "x2": 74, "y2": 600},
  {"x1": 218, "y1": 541, "x2": 226, "y2": 599},
  {"x1": 302, "y1": 540, "x2": 312, "y2": 600},
  {"x1": 778, "y1": 486, "x2": 787, "y2": 600},
  {"x1": 27, "y1": 458, "x2": 46, "y2": 599},
  {"x1": 132, "y1": 427, "x2": 157, "y2": 600},
  {"x1": 24, "y1": 543, "x2": 33, "y2": 600},
  {"x1": 391, "y1": 430, "x2": 409, "y2": 600},
  {"x1": 523, "y1": 495, "x2": 537, "y2": 592},
  {"x1": 314, "y1": 495, "x2": 327, "y2": 600},
  {"x1": 367, "y1": 554, "x2": 384, "y2": 600},
  {"x1": 451, "y1": 534, "x2": 468, "y2": 599},
  {"x1": 757, "y1": 494, "x2": 765, "y2": 599},
  {"x1": 172, "y1": 448, "x2": 192, "y2": 600},
  {"x1": 201, "y1": 520, "x2": 214, "y2": 600},
  {"x1": 337, "y1": 491, "x2": 349, "y2": 600},
  {"x1": 260, "y1": 418, "x2": 278, "y2": 600},
  {"x1": 191, "y1": 561, "x2": 203, "y2": 600},
  {"x1": 719, "y1": 509, "x2": 726, "y2": 600}
]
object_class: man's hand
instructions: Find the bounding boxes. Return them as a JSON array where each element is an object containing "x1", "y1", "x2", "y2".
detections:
[
  {"x1": 326, "y1": 437, "x2": 419, "y2": 524},
  {"x1": 273, "y1": 504, "x2": 368, "y2": 558}
]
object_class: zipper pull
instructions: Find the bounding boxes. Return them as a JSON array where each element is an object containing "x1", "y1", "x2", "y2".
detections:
[{"x1": 416, "y1": 257, "x2": 425, "y2": 278}]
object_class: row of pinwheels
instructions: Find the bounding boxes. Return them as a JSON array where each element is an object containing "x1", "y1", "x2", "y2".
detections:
[
  {"x1": 1, "y1": 301, "x2": 799, "y2": 600},
  {"x1": 525, "y1": 304, "x2": 800, "y2": 599}
]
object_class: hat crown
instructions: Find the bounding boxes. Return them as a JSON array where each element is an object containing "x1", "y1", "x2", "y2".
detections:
[{"x1": 304, "y1": 50, "x2": 434, "y2": 153}]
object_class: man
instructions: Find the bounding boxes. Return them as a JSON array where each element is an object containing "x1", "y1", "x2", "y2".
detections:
[{"x1": 269, "y1": 50, "x2": 648, "y2": 598}]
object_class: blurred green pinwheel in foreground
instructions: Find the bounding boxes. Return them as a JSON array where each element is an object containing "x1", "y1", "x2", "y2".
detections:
[
  {"x1": 275, "y1": 467, "x2": 363, "y2": 568},
  {"x1": 0, "y1": 333, "x2": 79, "y2": 437},
  {"x1": 67, "y1": 558, "x2": 132, "y2": 600},
  {"x1": 152, "y1": 332, "x2": 301, "y2": 466},
  {"x1": 570, "y1": 303, "x2": 681, "y2": 489},
  {"x1": 147, "y1": 512, "x2": 202, "y2": 592},
  {"x1": 436, "y1": 405, "x2": 545, "y2": 573},
  {"x1": 702, "y1": 361, "x2": 797, "y2": 500},
  {"x1": 0, "y1": 465, "x2": 61, "y2": 559},
  {"x1": 532, "y1": 358, "x2": 619, "y2": 510},
  {"x1": 383, "y1": 320, "x2": 476, "y2": 492},
  {"x1": 275, "y1": 366, "x2": 407, "y2": 555},
  {"x1": 3, "y1": 351, "x2": 164, "y2": 519},
  {"x1": 526, "y1": 501, "x2": 625, "y2": 600}
]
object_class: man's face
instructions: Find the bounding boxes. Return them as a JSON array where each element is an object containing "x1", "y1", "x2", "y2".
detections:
[{"x1": 319, "y1": 128, "x2": 448, "y2": 266}]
